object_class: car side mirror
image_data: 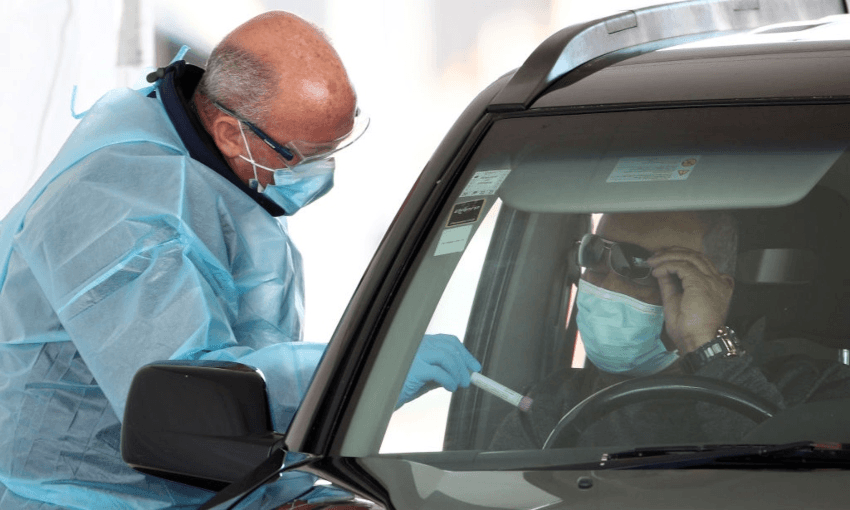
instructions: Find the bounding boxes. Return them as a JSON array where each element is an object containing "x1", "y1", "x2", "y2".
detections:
[{"x1": 120, "y1": 360, "x2": 286, "y2": 491}]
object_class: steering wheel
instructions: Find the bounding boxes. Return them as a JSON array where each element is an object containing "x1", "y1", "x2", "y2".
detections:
[{"x1": 543, "y1": 375, "x2": 779, "y2": 449}]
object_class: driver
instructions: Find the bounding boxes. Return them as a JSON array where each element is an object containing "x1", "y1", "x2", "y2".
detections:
[{"x1": 490, "y1": 211, "x2": 850, "y2": 449}]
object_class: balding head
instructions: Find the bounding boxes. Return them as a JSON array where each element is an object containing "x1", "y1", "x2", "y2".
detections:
[
  {"x1": 221, "y1": 12, "x2": 355, "y2": 139},
  {"x1": 195, "y1": 11, "x2": 358, "y2": 187}
]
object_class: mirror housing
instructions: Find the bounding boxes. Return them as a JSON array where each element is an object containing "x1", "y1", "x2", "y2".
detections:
[{"x1": 121, "y1": 360, "x2": 285, "y2": 491}]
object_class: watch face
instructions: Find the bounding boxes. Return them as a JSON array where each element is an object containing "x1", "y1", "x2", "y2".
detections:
[
  {"x1": 702, "y1": 340, "x2": 728, "y2": 360},
  {"x1": 717, "y1": 327, "x2": 742, "y2": 356}
]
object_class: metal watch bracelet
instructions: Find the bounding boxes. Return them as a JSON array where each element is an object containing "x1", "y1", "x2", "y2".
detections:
[{"x1": 681, "y1": 326, "x2": 743, "y2": 373}]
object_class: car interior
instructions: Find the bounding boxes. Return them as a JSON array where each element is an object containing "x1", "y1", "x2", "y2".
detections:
[{"x1": 371, "y1": 103, "x2": 850, "y2": 461}]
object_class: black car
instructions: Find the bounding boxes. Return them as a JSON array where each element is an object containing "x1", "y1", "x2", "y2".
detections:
[{"x1": 122, "y1": 1, "x2": 850, "y2": 508}]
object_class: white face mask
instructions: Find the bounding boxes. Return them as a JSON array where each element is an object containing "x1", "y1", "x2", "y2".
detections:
[
  {"x1": 575, "y1": 279, "x2": 679, "y2": 376},
  {"x1": 238, "y1": 123, "x2": 335, "y2": 216}
]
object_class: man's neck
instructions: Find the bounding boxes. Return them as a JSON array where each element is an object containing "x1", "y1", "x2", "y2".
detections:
[{"x1": 158, "y1": 62, "x2": 285, "y2": 216}]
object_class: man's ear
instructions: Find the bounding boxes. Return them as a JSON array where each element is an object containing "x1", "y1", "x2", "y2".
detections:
[
  {"x1": 722, "y1": 273, "x2": 735, "y2": 292},
  {"x1": 209, "y1": 114, "x2": 244, "y2": 159}
]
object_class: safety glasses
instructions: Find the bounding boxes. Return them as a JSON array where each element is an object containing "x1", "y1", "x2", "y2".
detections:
[
  {"x1": 576, "y1": 233, "x2": 655, "y2": 284},
  {"x1": 214, "y1": 102, "x2": 369, "y2": 168}
]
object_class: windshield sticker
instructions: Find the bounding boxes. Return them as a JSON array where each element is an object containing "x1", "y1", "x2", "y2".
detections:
[
  {"x1": 447, "y1": 199, "x2": 486, "y2": 227},
  {"x1": 460, "y1": 169, "x2": 511, "y2": 197},
  {"x1": 607, "y1": 156, "x2": 700, "y2": 183},
  {"x1": 435, "y1": 225, "x2": 474, "y2": 256}
]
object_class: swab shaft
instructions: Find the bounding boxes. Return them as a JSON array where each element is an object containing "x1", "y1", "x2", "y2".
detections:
[{"x1": 470, "y1": 372, "x2": 523, "y2": 407}]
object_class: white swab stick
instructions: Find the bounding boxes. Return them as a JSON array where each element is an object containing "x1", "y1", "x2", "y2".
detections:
[{"x1": 470, "y1": 372, "x2": 533, "y2": 412}]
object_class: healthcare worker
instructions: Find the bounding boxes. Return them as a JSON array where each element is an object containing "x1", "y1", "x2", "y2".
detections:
[{"x1": 0, "y1": 11, "x2": 480, "y2": 509}]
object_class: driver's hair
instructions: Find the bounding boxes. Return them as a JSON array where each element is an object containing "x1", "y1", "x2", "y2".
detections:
[{"x1": 698, "y1": 211, "x2": 738, "y2": 277}]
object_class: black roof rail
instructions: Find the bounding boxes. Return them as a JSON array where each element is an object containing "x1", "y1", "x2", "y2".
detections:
[{"x1": 488, "y1": 0, "x2": 847, "y2": 112}]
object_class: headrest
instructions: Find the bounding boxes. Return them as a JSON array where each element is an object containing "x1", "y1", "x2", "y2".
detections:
[
  {"x1": 729, "y1": 186, "x2": 850, "y2": 347},
  {"x1": 736, "y1": 248, "x2": 818, "y2": 284}
]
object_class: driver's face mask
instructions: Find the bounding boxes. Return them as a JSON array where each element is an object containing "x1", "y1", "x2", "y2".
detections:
[
  {"x1": 238, "y1": 122, "x2": 335, "y2": 216},
  {"x1": 575, "y1": 279, "x2": 678, "y2": 376}
]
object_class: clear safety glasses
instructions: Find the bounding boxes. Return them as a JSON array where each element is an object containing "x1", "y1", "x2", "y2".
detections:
[
  {"x1": 214, "y1": 102, "x2": 369, "y2": 168},
  {"x1": 576, "y1": 233, "x2": 655, "y2": 285}
]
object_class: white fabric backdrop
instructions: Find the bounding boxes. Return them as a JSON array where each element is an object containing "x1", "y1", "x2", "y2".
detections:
[{"x1": 0, "y1": 0, "x2": 674, "y2": 345}]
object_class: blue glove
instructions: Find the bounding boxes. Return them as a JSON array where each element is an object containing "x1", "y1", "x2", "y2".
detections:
[{"x1": 397, "y1": 334, "x2": 482, "y2": 408}]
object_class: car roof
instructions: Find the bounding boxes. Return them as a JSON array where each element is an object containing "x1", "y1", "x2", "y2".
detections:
[
  {"x1": 486, "y1": 2, "x2": 849, "y2": 113},
  {"x1": 532, "y1": 16, "x2": 850, "y2": 108}
]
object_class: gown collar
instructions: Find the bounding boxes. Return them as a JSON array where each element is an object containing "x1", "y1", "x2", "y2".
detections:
[{"x1": 155, "y1": 61, "x2": 286, "y2": 217}]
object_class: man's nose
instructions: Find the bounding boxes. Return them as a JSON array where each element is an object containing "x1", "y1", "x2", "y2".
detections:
[{"x1": 598, "y1": 269, "x2": 639, "y2": 298}]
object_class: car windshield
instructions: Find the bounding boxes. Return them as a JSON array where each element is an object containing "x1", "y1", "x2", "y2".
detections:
[{"x1": 374, "y1": 103, "x2": 850, "y2": 466}]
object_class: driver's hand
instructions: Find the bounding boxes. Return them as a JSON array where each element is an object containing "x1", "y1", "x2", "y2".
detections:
[{"x1": 646, "y1": 247, "x2": 734, "y2": 354}]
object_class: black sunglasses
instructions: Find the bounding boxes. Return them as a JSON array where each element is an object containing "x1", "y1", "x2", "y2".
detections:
[{"x1": 576, "y1": 233, "x2": 654, "y2": 283}]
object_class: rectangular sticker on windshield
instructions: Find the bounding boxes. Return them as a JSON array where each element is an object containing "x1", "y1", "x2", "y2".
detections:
[
  {"x1": 460, "y1": 169, "x2": 511, "y2": 197},
  {"x1": 607, "y1": 156, "x2": 700, "y2": 183},
  {"x1": 447, "y1": 199, "x2": 486, "y2": 227},
  {"x1": 435, "y1": 225, "x2": 473, "y2": 256}
]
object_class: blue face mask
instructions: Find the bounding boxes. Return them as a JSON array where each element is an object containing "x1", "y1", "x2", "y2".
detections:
[
  {"x1": 238, "y1": 123, "x2": 335, "y2": 216},
  {"x1": 575, "y1": 279, "x2": 678, "y2": 376}
]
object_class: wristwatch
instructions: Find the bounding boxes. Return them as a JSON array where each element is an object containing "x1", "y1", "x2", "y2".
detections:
[{"x1": 680, "y1": 326, "x2": 744, "y2": 373}]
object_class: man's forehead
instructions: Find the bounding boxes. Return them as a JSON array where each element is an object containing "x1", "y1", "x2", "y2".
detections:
[
  {"x1": 265, "y1": 85, "x2": 357, "y2": 144},
  {"x1": 597, "y1": 212, "x2": 706, "y2": 253}
]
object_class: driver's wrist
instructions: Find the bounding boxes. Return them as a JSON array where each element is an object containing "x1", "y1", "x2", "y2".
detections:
[
  {"x1": 679, "y1": 326, "x2": 744, "y2": 374},
  {"x1": 676, "y1": 319, "x2": 728, "y2": 354},
  {"x1": 677, "y1": 332, "x2": 716, "y2": 355}
]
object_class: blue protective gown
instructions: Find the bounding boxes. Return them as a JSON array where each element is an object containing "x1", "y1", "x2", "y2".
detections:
[{"x1": 0, "y1": 63, "x2": 328, "y2": 508}]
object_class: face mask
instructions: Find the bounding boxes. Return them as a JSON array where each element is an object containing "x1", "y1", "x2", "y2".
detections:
[
  {"x1": 575, "y1": 279, "x2": 678, "y2": 376},
  {"x1": 238, "y1": 123, "x2": 335, "y2": 216}
]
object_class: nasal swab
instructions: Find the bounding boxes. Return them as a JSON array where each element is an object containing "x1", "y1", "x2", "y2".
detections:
[{"x1": 470, "y1": 372, "x2": 533, "y2": 412}]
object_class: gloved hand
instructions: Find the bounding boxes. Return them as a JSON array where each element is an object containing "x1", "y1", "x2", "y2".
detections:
[{"x1": 396, "y1": 334, "x2": 482, "y2": 408}]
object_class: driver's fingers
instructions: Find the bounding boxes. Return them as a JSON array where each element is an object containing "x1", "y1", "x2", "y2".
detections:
[
  {"x1": 648, "y1": 247, "x2": 721, "y2": 278},
  {"x1": 651, "y1": 259, "x2": 731, "y2": 296},
  {"x1": 654, "y1": 264, "x2": 731, "y2": 308},
  {"x1": 656, "y1": 272, "x2": 683, "y2": 308}
]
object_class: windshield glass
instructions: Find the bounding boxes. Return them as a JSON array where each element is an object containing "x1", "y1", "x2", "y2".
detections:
[{"x1": 375, "y1": 104, "x2": 850, "y2": 465}]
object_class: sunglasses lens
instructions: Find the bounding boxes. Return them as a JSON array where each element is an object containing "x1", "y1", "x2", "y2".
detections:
[
  {"x1": 578, "y1": 235, "x2": 606, "y2": 271},
  {"x1": 611, "y1": 243, "x2": 652, "y2": 279},
  {"x1": 578, "y1": 234, "x2": 654, "y2": 282}
]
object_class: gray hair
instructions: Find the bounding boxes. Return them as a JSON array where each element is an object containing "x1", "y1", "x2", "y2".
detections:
[
  {"x1": 197, "y1": 44, "x2": 278, "y2": 123},
  {"x1": 699, "y1": 211, "x2": 738, "y2": 276}
]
